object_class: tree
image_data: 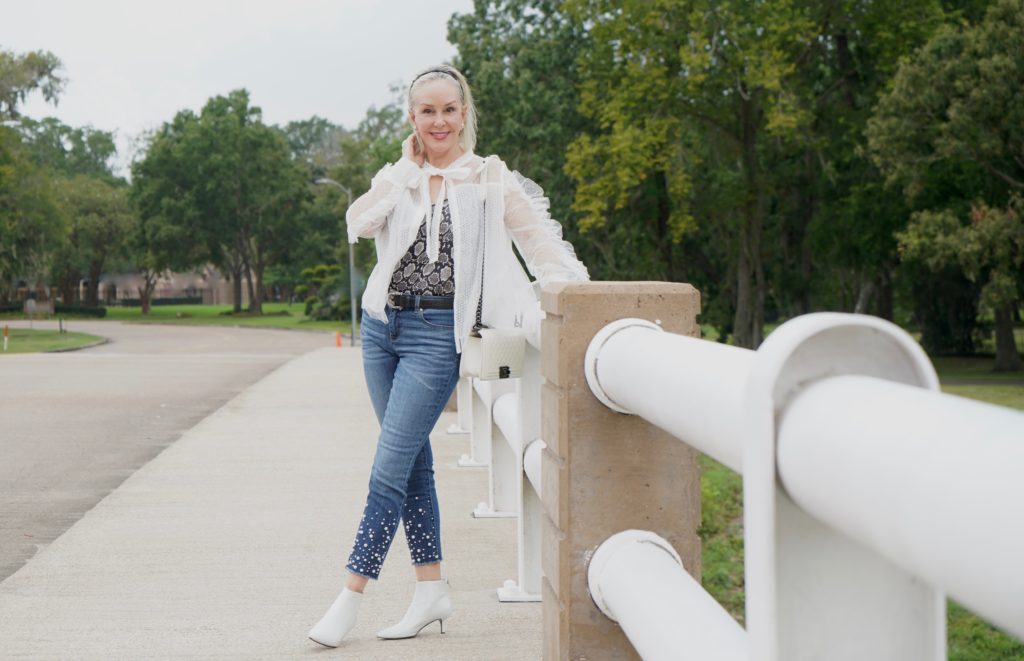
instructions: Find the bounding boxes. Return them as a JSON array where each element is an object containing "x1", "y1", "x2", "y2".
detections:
[
  {"x1": 16, "y1": 117, "x2": 118, "y2": 181},
  {"x1": 869, "y1": 0, "x2": 1024, "y2": 369},
  {"x1": 49, "y1": 175, "x2": 133, "y2": 305},
  {"x1": 130, "y1": 111, "x2": 206, "y2": 311},
  {"x1": 0, "y1": 48, "x2": 64, "y2": 120},
  {"x1": 128, "y1": 207, "x2": 204, "y2": 315},
  {"x1": 281, "y1": 115, "x2": 347, "y2": 179},
  {"x1": 449, "y1": 0, "x2": 589, "y2": 236},
  {"x1": 565, "y1": 0, "x2": 827, "y2": 348},
  {"x1": 195, "y1": 91, "x2": 313, "y2": 313},
  {"x1": 774, "y1": 0, "x2": 945, "y2": 321},
  {"x1": 898, "y1": 200, "x2": 1023, "y2": 370},
  {"x1": 0, "y1": 49, "x2": 65, "y2": 299},
  {"x1": 321, "y1": 90, "x2": 408, "y2": 299},
  {"x1": 132, "y1": 90, "x2": 311, "y2": 313},
  {"x1": 10, "y1": 117, "x2": 125, "y2": 305},
  {"x1": 0, "y1": 126, "x2": 62, "y2": 300},
  {"x1": 271, "y1": 116, "x2": 350, "y2": 302}
]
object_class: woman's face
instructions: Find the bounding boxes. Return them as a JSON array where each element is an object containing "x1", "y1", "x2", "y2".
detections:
[{"x1": 409, "y1": 78, "x2": 465, "y2": 163}]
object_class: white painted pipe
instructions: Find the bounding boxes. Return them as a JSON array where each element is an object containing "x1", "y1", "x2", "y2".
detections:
[
  {"x1": 586, "y1": 320, "x2": 753, "y2": 472},
  {"x1": 588, "y1": 530, "x2": 748, "y2": 661},
  {"x1": 492, "y1": 392, "x2": 520, "y2": 452},
  {"x1": 523, "y1": 439, "x2": 545, "y2": 492},
  {"x1": 777, "y1": 375, "x2": 1024, "y2": 639}
]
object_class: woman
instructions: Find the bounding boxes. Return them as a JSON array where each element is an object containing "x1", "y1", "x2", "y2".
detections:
[{"x1": 308, "y1": 64, "x2": 588, "y2": 648}]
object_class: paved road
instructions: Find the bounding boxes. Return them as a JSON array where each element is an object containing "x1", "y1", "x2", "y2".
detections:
[{"x1": 0, "y1": 321, "x2": 330, "y2": 580}]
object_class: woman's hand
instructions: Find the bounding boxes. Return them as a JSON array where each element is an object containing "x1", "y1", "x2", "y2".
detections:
[{"x1": 402, "y1": 133, "x2": 425, "y2": 167}]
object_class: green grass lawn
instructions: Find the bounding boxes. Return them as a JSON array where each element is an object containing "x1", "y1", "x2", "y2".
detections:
[
  {"x1": 0, "y1": 303, "x2": 351, "y2": 334},
  {"x1": 942, "y1": 383, "x2": 1024, "y2": 410},
  {"x1": 933, "y1": 356, "x2": 1024, "y2": 382},
  {"x1": 699, "y1": 362, "x2": 1024, "y2": 658},
  {"x1": 103, "y1": 302, "x2": 348, "y2": 333},
  {"x1": 0, "y1": 328, "x2": 105, "y2": 354}
]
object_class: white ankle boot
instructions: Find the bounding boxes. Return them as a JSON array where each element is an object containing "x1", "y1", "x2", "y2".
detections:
[
  {"x1": 308, "y1": 587, "x2": 362, "y2": 648},
  {"x1": 376, "y1": 579, "x2": 453, "y2": 639}
]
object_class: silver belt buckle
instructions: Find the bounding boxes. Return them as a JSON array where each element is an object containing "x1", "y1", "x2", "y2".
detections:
[{"x1": 387, "y1": 293, "x2": 402, "y2": 310}]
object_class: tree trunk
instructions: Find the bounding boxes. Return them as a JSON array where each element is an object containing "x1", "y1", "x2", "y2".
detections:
[
  {"x1": 733, "y1": 232, "x2": 755, "y2": 348},
  {"x1": 656, "y1": 172, "x2": 676, "y2": 282},
  {"x1": 733, "y1": 96, "x2": 766, "y2": 349},
  {"x1": 797, "y1": 151, "x2": 816, "y2": 315},
  {"x1": 220, "y1": 244, "x2": 246, "y2": 313},
  {"x1": 139, "y1": 274, "x2": 157, "y2": 315},
  {"x1": 993, "y1": 302, "x2": 1023, "y2": 372},
  {"x1": 248, "y1": 262, "x2": 265, "y2": 314},
  {"x1": 873, "y1": 269, "x2": 894, "y2": 321},
  {"x1": 752, "y1": 201, "x2": 765, "y2": 348},
  {"x1": 246, "y1": 235, "x2": 264, "y2": 314},
  {"x1": 733, "y1": 218, "x2": 765, "y2": 351},
  {"x1": 244, "y1": 267, "x2": 260, "y2": 314},
  {"x1": 86, "y1": 260, "x2": 103, "y2": 306},
  {"x1": 230, "y1": 271, "x2": 242, "y2": 312},
  {"x1": 854, "y1": 279, "x2": 874, "y2": 314},
  {"x1": 62, "y1": 276, "x2": 77, "y2": 305}
]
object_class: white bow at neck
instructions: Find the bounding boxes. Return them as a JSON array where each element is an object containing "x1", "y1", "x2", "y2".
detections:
[{"x1": 418, "y1": 152, "x2": 481, "y2": 263}]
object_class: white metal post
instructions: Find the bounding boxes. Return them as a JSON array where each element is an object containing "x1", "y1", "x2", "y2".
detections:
[
  {"x1": 498, "y1": 341, "x2": 544, "y2": 601},
  {"x1": 742, "y1": 313, "x2": 945, "y2": 661},
  {"x1": 446, "y1": 376, "x2": 472, "y2": 434},
  {"x1": 458, "y1": 378, "x2": 511, "y2": 469},
  {"x1": 473, "y1": 391, "x2": 518, "y2": 518}
]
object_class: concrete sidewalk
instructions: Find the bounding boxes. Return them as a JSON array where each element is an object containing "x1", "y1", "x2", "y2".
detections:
[{"x1": 0, "y1": 347, "x2": 540, "y2": 659}]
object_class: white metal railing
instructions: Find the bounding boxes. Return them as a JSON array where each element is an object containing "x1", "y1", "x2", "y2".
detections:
[
  {"x1": 446, "y1": 377, "x2": 472, "y2": 435},
  {"x1": 588, "y1": 530, "x2": 747, "y2": 660},
  {"x1": 583, "y1": 312, "x2": 1024, "y2": 661},
  {"x1": 457, "y1": 327, "x2": 546, "y2": 602}
]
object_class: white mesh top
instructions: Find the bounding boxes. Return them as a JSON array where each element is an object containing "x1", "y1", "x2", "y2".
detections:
[{"x1": 347, "y1": 151, "x2": 589, "y2": 353}]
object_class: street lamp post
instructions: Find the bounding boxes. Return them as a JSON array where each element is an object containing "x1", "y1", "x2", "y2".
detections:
[{"x1": 315, "y1": 178, "x2": 357, "y2": 347}]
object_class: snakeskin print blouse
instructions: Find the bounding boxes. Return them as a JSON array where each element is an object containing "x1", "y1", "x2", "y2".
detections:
[{"x1": 389, "y1": 201, "x2": 455, "y2": 296}]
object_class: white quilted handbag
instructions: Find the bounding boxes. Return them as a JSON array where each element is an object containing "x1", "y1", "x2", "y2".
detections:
[
  {"x1": 459, "y1": 185, "x2": 526, "y2": 381},
  {"x1": 460, "y1": 327, "x2": 526, "y2": 380}
]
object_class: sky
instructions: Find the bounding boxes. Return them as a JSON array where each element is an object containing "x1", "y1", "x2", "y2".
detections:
[{"x1": 1, "y1": 0, "x2": 475, "y2": 175}]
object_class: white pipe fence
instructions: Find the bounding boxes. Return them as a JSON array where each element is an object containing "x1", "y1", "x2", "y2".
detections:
[
  {"x1": 585, "y1": 317, "x2": 752, "y2": 472},
  {"x1": 457, "y1": 378, "x2": 514, "y2": 469},
  {"x1": 777, "y1": 375, "x2": 1024, "y2": 634},
  {"x1": 454, "y1": 307, "x2": 1024, "y2": 656},
  {"x1": 446, "y1": 377, "x2": 472, "y2": 435},
  {"x1": 588, "y1": 530, "x2": 747, "y2": 661},
  {"x1": 458, "y1": 329, "x2": 546, "y2": 601},
  {"x1": 582, "y1": 312, "x2": 1024, "y2": 660}
]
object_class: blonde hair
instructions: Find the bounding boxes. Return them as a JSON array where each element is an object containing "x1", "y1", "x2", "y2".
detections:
[{"x1": 408, "y1": 65, "x2": 478, "y2": 153}]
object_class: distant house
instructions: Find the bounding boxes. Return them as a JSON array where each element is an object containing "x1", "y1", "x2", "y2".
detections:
[
  {"x1": 97, "y1": 266, "x2": 247, "y2": 306},
  {"x1": 8, "y1": 266, "x2": 251, "y2": 307}
]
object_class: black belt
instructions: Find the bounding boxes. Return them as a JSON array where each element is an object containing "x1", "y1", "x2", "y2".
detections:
[{"x1": 387, "y1": 293, "x2": 455, "y2": 310}]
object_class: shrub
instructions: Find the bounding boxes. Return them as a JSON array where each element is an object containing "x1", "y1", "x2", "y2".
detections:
[
  {"x1": 299, "y1": 264, "x2": 350, "y2": 320},
  {"x1": 119, "y1": 297, "x2": 202, "y2": 307},
  {"x1": 54, "y1": 304, "x2": 107, "y2": 318}
]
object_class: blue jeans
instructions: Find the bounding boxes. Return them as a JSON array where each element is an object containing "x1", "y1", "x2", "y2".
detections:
[{"x1": 345, "y1": 304, "x2": 461, "y2": 580}]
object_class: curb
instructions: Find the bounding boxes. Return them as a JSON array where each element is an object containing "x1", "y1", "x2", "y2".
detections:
[
  {"x1": 45, "y1": 337, "x2": 111, "y2": 353},
  {"x1": 118, "y1": 320, "x2": 338, "y2": 336}
]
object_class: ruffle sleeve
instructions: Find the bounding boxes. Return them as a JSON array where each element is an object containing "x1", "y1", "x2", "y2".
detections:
[
  {"x1": 500, "y1": 161, "x2": 590, "y2": 286},
  {"x1": 345, "y1": 157, "x2": 422, "y2": 243}
]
